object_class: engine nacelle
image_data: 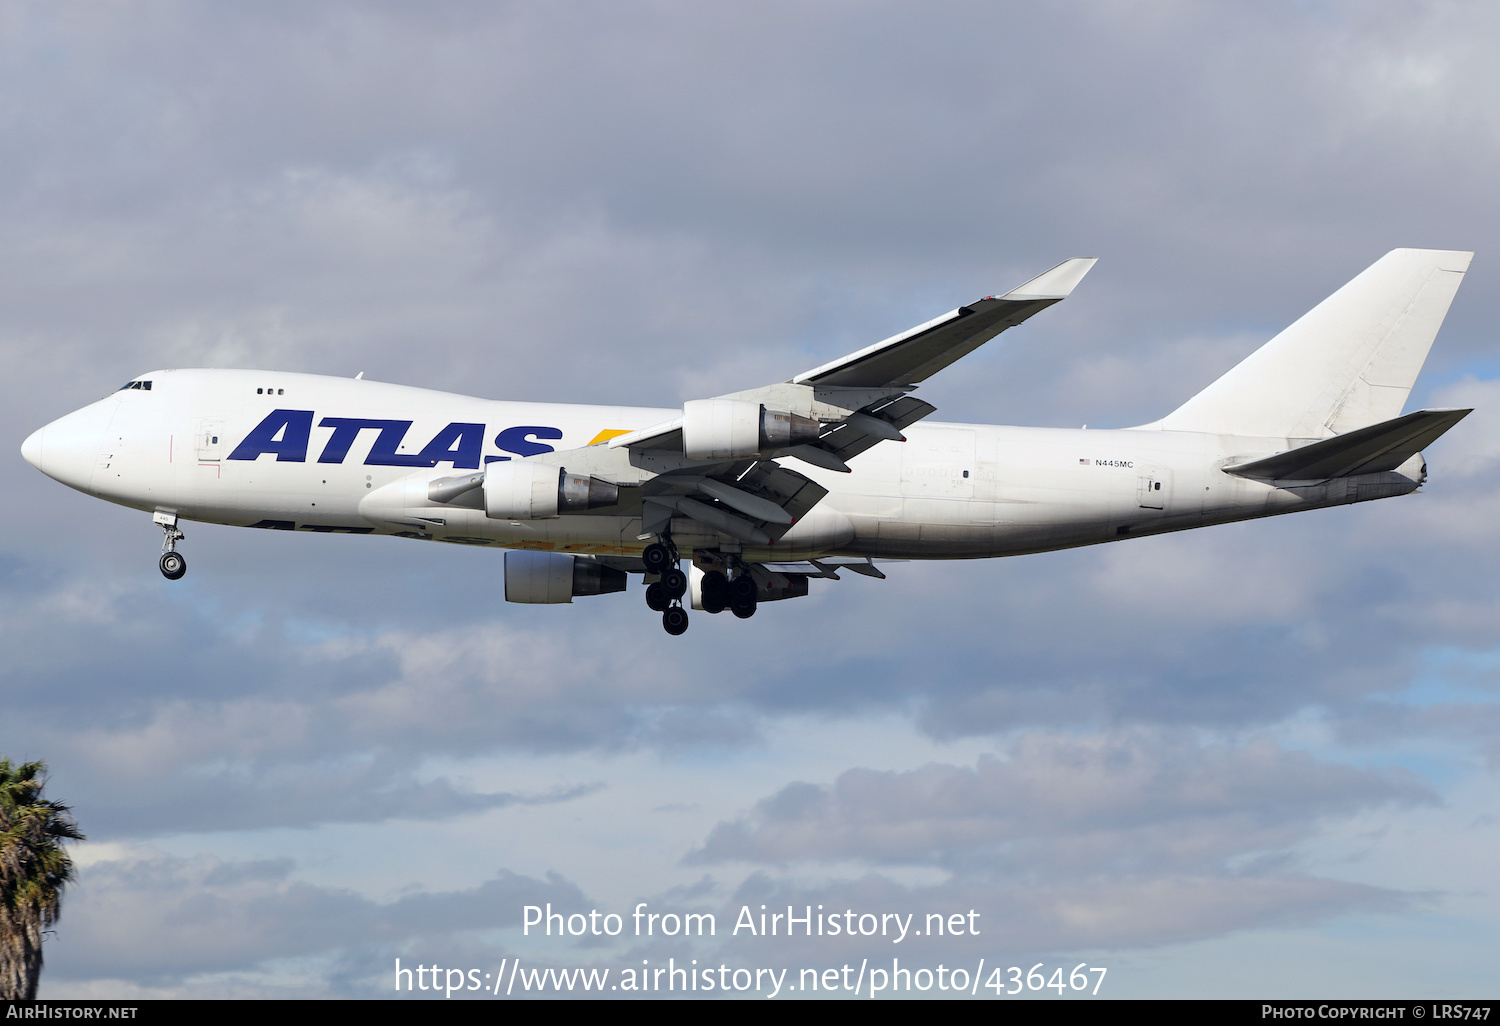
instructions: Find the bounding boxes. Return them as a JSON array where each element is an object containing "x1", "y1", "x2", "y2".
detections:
[
  {"x1": 504, "y1": 551, "x2": 628, "y2": 603},
  {"x1": 681, "y1": 399, "x2": 819, "y2": 459},
  {"x1": 483, "y1": 462, "x2": 619, "y2": 519}
]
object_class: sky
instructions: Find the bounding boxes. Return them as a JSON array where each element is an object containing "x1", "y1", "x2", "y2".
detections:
[{"x1": 3, "y1": 0, "x2": 1500, "y2": 1000}]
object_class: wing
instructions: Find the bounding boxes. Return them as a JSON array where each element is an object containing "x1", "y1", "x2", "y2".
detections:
[
  {"x1": 460, "y1": 257, "x2": 1095, "y2": 549},
  {"x1": 636, "y1": 460, "x2": 830, "y2": 545},
  {"x1": 601, "y1": 256, "x2": 1097, "y2": 471},
  {"x1": 792, "y1": 257, "x2": 1098, "y2": 388}
]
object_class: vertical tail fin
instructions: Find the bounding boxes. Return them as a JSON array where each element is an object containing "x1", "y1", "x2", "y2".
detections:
[{"x1": 1158, "y1": 249, "x2": 1472, "y2": 438}]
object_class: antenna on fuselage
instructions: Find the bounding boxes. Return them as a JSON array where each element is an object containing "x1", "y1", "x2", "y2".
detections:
[{"x1": 354, "y1": 372, "x2": 364, "y2": 380}]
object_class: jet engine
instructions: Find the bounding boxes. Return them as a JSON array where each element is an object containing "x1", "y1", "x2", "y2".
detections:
[
  {"x1": 483, "y1": 462, "x2": 618, "y2": 519},
  {"x1": 504, "y1": 551, "x2": 627, "y2": 603},
  {"x1": 681, "y1": 399, "x2": 819, "y2": 459}
]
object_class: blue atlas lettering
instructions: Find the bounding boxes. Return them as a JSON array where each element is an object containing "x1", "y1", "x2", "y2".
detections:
[
  {"x1": 228, "y1": 410, "x2": 314, "y2": 462},
  {"x1": 414, "y1": 422, "x2": 484, "y2": 469},
  {"x1": 316, "y1": 418, "x2": 487, "y2": 468},
  {"x1": 490, "y1": 425, "x2": 563, "y2": 461},
  {"x1": 317, "y1": 418, "x2": 412, "y2": 464}
]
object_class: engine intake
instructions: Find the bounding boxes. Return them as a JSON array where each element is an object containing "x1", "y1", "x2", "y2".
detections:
[
  {"x1": 681, "y1": 399, "x2": 819, "y2": 460},
  {"x1": 504, "y1": 551, "x2": 628, "y2": 603},
  {"x1": 483, "y1": 462, "x2": 619, "y2": 519}
]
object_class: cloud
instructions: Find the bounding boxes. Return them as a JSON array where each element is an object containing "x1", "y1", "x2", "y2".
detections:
[
  {"x1": 691, "y1": 731, "x2": 1434, "y2": 869},
  {"x1": 686, "y1": 732, "x2": 1432, "y2": 953},
  {"x1": 46, "y1": 845, "x2": 586, "y2": 989}
]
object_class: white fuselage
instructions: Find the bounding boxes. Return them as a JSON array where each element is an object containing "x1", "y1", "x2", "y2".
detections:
[{"x1": 23, "y1": 368, "x2": 1425, "y2": 563}]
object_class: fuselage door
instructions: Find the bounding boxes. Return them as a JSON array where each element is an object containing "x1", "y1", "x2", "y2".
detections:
[
  {"x1": 901, "y1": 427, "x2": 976, "y2": 499},
  {"x1": 1137, "y1": 465, "x2": 1171, "y2": 510},
  {"x1": 196, "y1": 420, "x2": 225, "y2": 462}
]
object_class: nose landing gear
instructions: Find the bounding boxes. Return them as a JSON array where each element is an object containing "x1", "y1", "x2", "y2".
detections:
[{"x1": 154, "y1": 510, "x2": 186, "y2": 581}]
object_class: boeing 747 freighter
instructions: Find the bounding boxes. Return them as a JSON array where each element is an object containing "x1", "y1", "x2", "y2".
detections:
[{"x1": 22, "y1": 249, "x2": 1472, "y2": 634}]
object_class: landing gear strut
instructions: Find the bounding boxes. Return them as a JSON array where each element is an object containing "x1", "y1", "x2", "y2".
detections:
[
  {"x1": 154, "y1": 511, "x2": 187, "y2": 581},
  {"x1": 643, "y1": 536, "x2": 689, "y2": 634}
]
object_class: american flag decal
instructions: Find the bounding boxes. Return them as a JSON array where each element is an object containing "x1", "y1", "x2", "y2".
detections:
[{"x1": 1079, "y1": 458, "x2": 1091, "y2": 465}]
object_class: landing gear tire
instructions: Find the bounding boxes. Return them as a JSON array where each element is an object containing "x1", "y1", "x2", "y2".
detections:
[
  {"x1": 729, "y1": 575, "x2": 757, "y2": 605},
  {"x1": 645, "y1": 581, "x2": 670, "y2": 611},
  {"x1": 159, "y1": 551, "x2": 187, "y2": 581},
  {"x1": 660, "y1": 567, "x2": 688, "y2": 600},
  {"x1": 701, "y1": 570, "x2": 728, "y2": 614},
  {"x1": 728, "y1": 573, "x2": 757, "y2": 618},
  {"x1": 662, "y1": 606, "x2": 689, "y2": 635},
  {"x1": 642, "y1": 543, "x2": 673, "y2": 573}
]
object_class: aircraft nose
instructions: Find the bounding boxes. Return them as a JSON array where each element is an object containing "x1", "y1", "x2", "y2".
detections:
[
  {"x1": 21, "y1": 426, "x2": 43, "y2": 469},
  {"x1": 21, "y1": 398, "x2": 117, "y2": 493}
]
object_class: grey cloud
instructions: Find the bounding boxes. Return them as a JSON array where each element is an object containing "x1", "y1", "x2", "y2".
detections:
[
  {"x1": 80, "y1": 767, "x2": 601, "y2": 837},
  {"x1": 681, "y1": 733, "x2": 1432, "y2": 955},
  {"x1": 45, "y1": 848, "x2": 586, "y2": 988},
  {"x1": 689, "y1": 731, "x2": 1434, "y2": 868},
  {"x1": 3, "y1": 2, "x2": 1499, "y2": 426}
]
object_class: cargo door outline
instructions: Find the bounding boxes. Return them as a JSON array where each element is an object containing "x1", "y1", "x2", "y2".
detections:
[
  {"x1": 1137, "y1": 464, "x2": 1171, "y2": 510},
  {"x1": 196, "y1": 419, "x2": 225, "y2": 477},
  {"x1": 901, "y1": 427, "x2": 976, "y2": 500}
]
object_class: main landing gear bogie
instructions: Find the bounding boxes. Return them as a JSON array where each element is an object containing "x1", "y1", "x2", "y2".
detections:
[
  {"x1": 697, "y1": 568, "x2": 755, "y2": 617},
  {"x1": 642, "y1": 538, "x2": 760, "y2": 635},
  {"x1": 643, "y1": 537, "x2": 689, "y2": 634}
]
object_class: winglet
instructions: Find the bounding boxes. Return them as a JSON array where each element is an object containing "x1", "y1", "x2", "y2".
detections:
[{"x1": 1002, "y1": 257, "x2": 1097, "y2": 300}]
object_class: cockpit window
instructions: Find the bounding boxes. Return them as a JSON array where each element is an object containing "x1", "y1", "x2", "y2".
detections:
[{"x1": 116, "y1": 380, "x2": 153, "y2": 391}]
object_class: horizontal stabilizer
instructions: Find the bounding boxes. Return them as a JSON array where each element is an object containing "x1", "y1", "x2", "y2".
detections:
[{"x1": 1224, "y1": 408, "x2": 1470, "y2": 481}]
